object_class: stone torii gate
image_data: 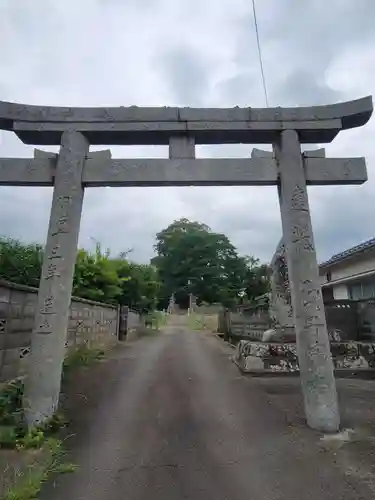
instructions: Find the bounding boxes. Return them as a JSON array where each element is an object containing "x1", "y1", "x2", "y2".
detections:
[{"x1": 0, "y1": 97, "x2": 372, "y2": 432}]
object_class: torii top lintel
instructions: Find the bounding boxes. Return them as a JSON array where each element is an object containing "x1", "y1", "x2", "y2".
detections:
[{"x1": 0, "y1": 96, "x2": 372, "y2": 146}]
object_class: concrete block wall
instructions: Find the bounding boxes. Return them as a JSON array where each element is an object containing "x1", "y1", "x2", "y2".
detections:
[
  {"x1": 0, "y1": 279, "x2": 119, "y2": 383},
  {"x1": 125, "y1": 310, "x2": 145, "y2": 340},
  {"x1": 66, "y1": 298, "x2": 118, "y2": 350},
  {"x1": 225, "y1": 298, "x2": 375, "y2": 343}
]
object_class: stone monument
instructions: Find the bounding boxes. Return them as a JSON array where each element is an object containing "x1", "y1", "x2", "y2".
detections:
[
  {"x1": 167, "y1": 293, "x2": 176, "y2": 314},
  {"x1": 268, "y1": 237, "x2": 294, "y2": 340},
  {"x1": 189, "y1": 293, "x2": 197, "y2": 313}
]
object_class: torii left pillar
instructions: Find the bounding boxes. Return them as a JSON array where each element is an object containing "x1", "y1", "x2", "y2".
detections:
[{"x1": 24, "y1": 131, "x2": 89, "y2": 426}]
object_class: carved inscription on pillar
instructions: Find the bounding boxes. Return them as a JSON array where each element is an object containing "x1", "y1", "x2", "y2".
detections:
[
  {"x1": 36, "y1": 294, "x2": 57, "y2": 334},
  {"x1": 40, "y1": 295, "x2": 55, "y2": 314},
  {"x1": 301, "y1": 279, "x2": 323, "y2": 328},
  {"x1": 51, "y1": 196, "x2": 73, "y2": 236},
  {"x1": 38, "y1": 317, "x2": 53, "y2": 334},
  {"x1": 33, "y1": 132, "x2": 88, "y2": 339},
  {"x1": 44, "y1": 262, "x2": 60, "y2": 280},
  {"x1": 290, "y1": 185, "x2": 308, "y2": 211},
  {"x1": 36, "y1": 196, "x2": 73, "y2": 334},
  {"x1": 291, "y1": 222, "x2": 314, "y2": 252},
  {"x1": 50, "y1": 244, "x2": 61, "y2": 259}
]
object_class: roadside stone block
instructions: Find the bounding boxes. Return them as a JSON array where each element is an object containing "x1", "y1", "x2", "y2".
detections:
[{"x1": 234, "y1": 340, "x2": 375, "y2": 374}]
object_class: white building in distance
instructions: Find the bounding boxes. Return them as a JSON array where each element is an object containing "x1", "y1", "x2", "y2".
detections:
[{"x1": 320, "y1": 238, "x2": 375, "y2": 301}]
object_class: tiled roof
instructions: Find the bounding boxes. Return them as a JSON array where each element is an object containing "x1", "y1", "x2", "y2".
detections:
[{"x1": 320, "y1": 237, "x2": 375, "y2": 267}]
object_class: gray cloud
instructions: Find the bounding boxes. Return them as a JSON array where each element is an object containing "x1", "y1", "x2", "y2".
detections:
[
  {"x1": 236, "y1": 0, "x2": 375, "y2": 74},
  {"x1": 275, "y1": 70, "x2": 343, "y2": 107},
  {"x1": 309, "y1": 182, "x2": 375, "y2": 262},
  {"x1": 214, "y1": 72, "x2": 258, "y2": 107},
  {"x1": 0, "y1": 0, "x2": 375, "y2": 267},
  {"x1": 158, "y1": 45, "x2": 210, "y2": 105}
]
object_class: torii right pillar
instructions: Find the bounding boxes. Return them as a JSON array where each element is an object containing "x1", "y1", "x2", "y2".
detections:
[{"x1": 275, "y1": 132, "x2": 339, "y2": 432}]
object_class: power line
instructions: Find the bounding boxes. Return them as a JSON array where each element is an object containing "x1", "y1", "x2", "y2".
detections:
[{"x1": 251, "y1": 0, "x2": 269, "y2": 107}]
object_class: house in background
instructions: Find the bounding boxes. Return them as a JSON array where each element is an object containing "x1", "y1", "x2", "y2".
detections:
[{"x1": 319, "y1": 238, "x2": 375, "y2": 302}]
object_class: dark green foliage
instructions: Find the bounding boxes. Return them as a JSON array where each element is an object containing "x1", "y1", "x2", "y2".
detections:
[
  {"x1": 72, "y1": 243, "x2": 123, "y2": 304},
  {"x1": 0, "y1": 237, "x2": 43, "y2": 287},
  {"x1": 0, "y1": 238, "x2": 160, "y2": 311},
  {"x1": 0, "y1": 224, "x2": 269, "y2": 314},
  {"x1": 152, "y1": 218, "x2": 269, "y2": 308},
  {"x1": 0, "y1": 381, "x2": 68, "y2": 449},
  {"x1": 242, "y1": 256, "x2": 271, "y2": 305},
  {"x1": 113, "y1": 259, "x2": 160, "y2": 313},
  {"x1": 0, "y1": 380, "x2": 25, "y2": 435}
]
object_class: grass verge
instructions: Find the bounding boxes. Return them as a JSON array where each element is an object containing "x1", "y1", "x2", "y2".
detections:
[
  {"x1": 0, "y1": 344, "x2": 111, "y2": 497},
  {"x1": 2, "y1": 437, "x2": 76, "y2": 500},
  {"x1": 63, "y1": 344, "x2": 105, "y2": 374},
  {"x1": 186, "y1": 313, "x2": 218, "y2": 332},
  {"x1": 0, "y1": 380, "x2": 68, "y2": 452},
  {"x1": 0, "y1": 344, "x2": 104, "y2": 498},
  {"x1": 144, "y1": 311, "x2": 168, "y2": 330}
]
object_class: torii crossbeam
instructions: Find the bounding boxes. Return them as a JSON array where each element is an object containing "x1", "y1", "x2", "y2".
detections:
[
  {"x1": 0, "y1": 96, "x2": 371, "y2": 144},
  {"x1": 0, "y1": 149, "x2": 367, "y2": 187}
]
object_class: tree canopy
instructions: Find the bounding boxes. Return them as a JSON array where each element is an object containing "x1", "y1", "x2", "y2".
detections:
[
  {"x1": 0, "y1": 237, "x2": 159, "y2": 313},
  {"x1": 0, "y1": 220, "x2": 270, "y2": 312},
  {"x1": 152, "y1": 218, "x2": 270, "y2": 308}
]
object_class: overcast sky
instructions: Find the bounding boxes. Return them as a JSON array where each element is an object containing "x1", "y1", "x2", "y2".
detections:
[{"x1": 1, "y1": 0, "x2": 375, "y2": 264}]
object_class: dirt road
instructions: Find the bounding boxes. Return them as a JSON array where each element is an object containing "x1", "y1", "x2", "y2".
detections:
[{"x1": 40, "y1": 321, "x2": 372, "y2": 499}]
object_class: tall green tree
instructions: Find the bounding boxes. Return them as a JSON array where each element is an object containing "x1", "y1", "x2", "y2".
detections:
[{"x1": 153, "y1": 218, "x2": 248, "y2": 307}]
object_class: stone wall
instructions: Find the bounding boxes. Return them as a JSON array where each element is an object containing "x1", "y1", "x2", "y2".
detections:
[
  {"x1": 228, "y1": 308, "x2": 271, "y2": 341},
  {"x1": 225, "y1": 298, "x2": 375, "y2": 343},
  {"x1": 0, "y1": 279, "x2": 119, "y2": 383}
]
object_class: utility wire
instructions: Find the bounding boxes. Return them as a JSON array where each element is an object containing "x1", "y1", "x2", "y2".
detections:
[{"x1": 251, "y1": 0, "x2": 269, "y2": 107}]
